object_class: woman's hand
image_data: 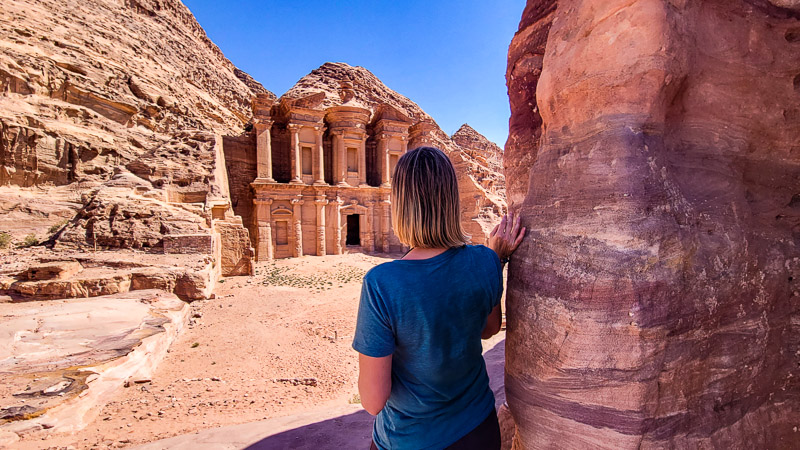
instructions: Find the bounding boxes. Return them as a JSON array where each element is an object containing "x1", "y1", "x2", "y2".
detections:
[{"x1": 488, "y1": 211, "x2": 526, "y2": 261}]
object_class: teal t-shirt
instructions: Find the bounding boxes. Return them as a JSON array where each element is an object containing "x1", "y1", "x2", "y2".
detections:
[{"x1": 352, "y1": 244, "x2": 503, "y2": 450}]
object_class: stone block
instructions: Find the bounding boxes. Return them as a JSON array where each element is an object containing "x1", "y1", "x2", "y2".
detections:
[
  {"x1": 22, "y1": 261, "x2": 82, "y2": 281},
  {"x1": 163, "y1": 233, "x2": 214, "y2": 255}
]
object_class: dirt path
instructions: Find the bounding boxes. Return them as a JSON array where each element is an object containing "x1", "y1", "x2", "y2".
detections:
[{"x1": 17, "y1": 253, "x2": 390, "y2": 449}]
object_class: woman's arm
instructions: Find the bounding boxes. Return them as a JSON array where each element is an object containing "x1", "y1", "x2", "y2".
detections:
[
  {"x1": 358, "y1": 353, "x2": 392, "y2": 415},
  {"x1": 481, "y1": 304, "x2": 502, "y2": 339}
]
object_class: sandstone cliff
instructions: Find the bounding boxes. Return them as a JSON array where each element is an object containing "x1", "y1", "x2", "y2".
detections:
[
  {"x1": 281, "y1": 62, "x2": 506, "y2": 244},
  {"x1": 505, "y1": 0, "x2": 800, "y2": 448},
  {"x1": 451, "y1": 123, "x2": 505, "y2": 205},
  {"x1": 0, "y1": 0, "x2": 271, "y2": 274},
  {"x1": 1, "y1": 0, "x2": 269, "y2": 188}
]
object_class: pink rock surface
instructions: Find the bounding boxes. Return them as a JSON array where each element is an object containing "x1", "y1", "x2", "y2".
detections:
[{"x1": 505, "y1": 0, "x2": 800, "y2": 448}]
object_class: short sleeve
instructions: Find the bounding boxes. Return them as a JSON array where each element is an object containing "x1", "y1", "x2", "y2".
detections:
[
  {"x1": 486, "y1": 246, "x2": 504, "y2": 309},
  {"x1": 352, "y1": 275, "x2": 395, "y2": 357}
]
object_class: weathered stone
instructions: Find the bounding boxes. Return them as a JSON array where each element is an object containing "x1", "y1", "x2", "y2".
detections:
[
  {"x1": 0, "y1": 290, "x2": 188, "y2": 433},
  {"x1": 55, "y1": 184, "x2": 210, "y2": 251},
  {"x1": 497, "y1": 403, "x2": 516, "y2": 450},
  {"x1": 215, "y1": 219, "x2": 254, "y2": 276},
  {"x1": 0, "y1": 405, "x2": 38, "y2": 422},
  {"x1": 21, "y1": 261, "x2": 82, "y2": 281},
  {"x1": 163, "y1": 234, "x2": 216, "y2": 255},
  {"x1": 0, "y1": 0, "x2": 272, "y2": 188},
  {"x1": 505, "y1": 1, "x2": 800, "y2": 448},
  {"x1": 1, "y1": 0, "x2": 263, "y2": 286},
  {"x1": 130, "y1": 268, "x2": 178, "y2": 292},
  {"x1": 0, "y1": 429, "x2": 19, "y2": 447},
  {"x1": 175, "y1": 265, "x2": 216, "y2": 301},
  {"x1": 10, "y1": 273, "x2": 132, "y2": 299}
]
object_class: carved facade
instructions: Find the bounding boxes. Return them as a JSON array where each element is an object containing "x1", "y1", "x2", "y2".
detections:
[{"x1": 246, "y1": 94, "x2": 438, "y2": 260}]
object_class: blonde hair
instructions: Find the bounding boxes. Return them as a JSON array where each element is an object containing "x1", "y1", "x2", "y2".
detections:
[{"x1": 391, "y1": 146, "x2": 468, "y2": 248}]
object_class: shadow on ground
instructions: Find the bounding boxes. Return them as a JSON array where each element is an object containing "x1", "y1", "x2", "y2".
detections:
[
  {"x1": 133, "y1": 338, "x2": 506, "y2": 450},
  {"x1": 244, "y1": 409, "x2": 374, "y2": 449},
  {"x1": 244, "y1": 338, "x2": 505, "y2": 450},
  {"x1": 484, "y1": 338, "x2": 506, "y2": 408}
]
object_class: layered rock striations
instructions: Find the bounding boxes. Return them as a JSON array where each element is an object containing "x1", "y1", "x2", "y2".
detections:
[
  {"x1": 451, "y1": 123, "x2": 505, "y2": 204},
  {"x1": 0, "y1": 0, "x2": 270, "y2": 274},
  {"x1": 505, "y1": 0, "x2": 556, "y2": 207},
  {"x1": 505, "y1": 0, "x2": 800, "y2": 448},
  {"x1": 0, "y1": 0, "x2": 268, "y2": 187}
]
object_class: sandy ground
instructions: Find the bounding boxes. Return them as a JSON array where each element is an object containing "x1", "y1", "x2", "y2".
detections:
[{"x1": 15, "y1": 253, "x2": 392, "y2": 449}]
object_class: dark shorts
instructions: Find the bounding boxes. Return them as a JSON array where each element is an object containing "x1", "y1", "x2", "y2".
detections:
[{"x1": 369, "y1": 408, "x2": 501, "y2": 450}]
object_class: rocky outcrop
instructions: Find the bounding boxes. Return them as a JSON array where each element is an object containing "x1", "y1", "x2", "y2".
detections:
[
  {"x1": 0, "y1": 249, "x2": 217, "y2": 301},
  {"x1": 505, "y1": 1, "x2": 800, "y2": 448},
  {"x1": 0, "y1": 0, "x2": 263, "y2": 276},
  {"x1": 0, "y1": 290, "x2": 188, "y2": 435},
  {"x1": 451, "y1": 124, "x2": 505, "y2": 204},
  {"x1": 0, "y1": 0, "x2": 270, "y2": 187}
]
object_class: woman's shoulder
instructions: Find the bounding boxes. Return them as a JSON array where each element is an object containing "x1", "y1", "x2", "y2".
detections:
[
  {"x1": 464, "y1": 244, "x2": 501, "y2": 270},
  {"x1": 363, "y1": 260, "x2": 400, "y2": 284},
  {"x1": 465, "y1": 244, "x2": 499, "y2": 259}
]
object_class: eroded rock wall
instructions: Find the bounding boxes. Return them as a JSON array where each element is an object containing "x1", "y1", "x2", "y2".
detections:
[
  {"x1": 1, "y1": 0, "x2": 265, "y2": 275},
  {"x1": 0, "y1": 0, "x2": 269, "y2": 188},
  {"x1": 506, "y1": 0, "x2": 800, "y2": 448}
]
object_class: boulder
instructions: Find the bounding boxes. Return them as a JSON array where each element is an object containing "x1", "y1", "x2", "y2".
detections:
[
  {"x1": 21, "y1": 261, "x2": 82, "y2": 281},
  {"x1": 505, "y1": 0, "x2": 800, "y2": 448}
]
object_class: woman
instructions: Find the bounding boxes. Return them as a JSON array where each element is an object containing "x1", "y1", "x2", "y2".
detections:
[{"x1": 352, "y1": 146, "x2": 525, "y2": 449}]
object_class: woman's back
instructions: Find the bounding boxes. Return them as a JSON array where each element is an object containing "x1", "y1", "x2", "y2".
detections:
[{"x1": 353, "y1": 244, "x2": 503, "y2": 449}]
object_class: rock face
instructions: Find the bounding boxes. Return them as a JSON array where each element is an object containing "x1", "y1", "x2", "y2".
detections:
[
  {"x1": 0, "y1": 0, "x2": 267, "y2": 187},
  {"x1": 505, "y1": 1, "x2": 800, "y2": 448},
  {"x1": 0, "y1": 0, "x2": 268, "y2": 275},
  {"x1": 0, "y1": 290, "x2": 188, "y2": 434},
  {"x1": 451, "y1": 124, "x2": 505, "y2": 205}
]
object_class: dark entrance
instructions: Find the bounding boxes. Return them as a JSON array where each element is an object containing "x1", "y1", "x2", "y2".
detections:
[{"x1": 346, "y1": 214, "x2": 361, "y2": 246}]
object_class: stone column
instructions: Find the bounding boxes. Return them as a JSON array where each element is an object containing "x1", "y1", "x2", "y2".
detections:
[
  {"x1": 379, "y1": 135, "x2": 391, "y2": 187},
  {"x1": 315, "y1": 195, "x2": 328, "y2": 256},
  {"x1": 400, "y1": 135, "x2": 408, "y2": 154},
  {"x1": 364, "y1": 203, "x2": 375, "y2": 253},
  {"x1": 332, "y1": 196, "x2": 343, "y2": 254},
  {"x1": 313, "y1": 126, "x2": 326, "y2": 185},
  {"x1": 291, "y1": 197, "x2": 304, "y2": 257},
  {"x1": 255, "y1": 120, "x2": 274, "y2": 182},
  {"x1": 253, "y1": 198, "x2": 273, "y2": 260},
  {"x1": 382, "y1": 194, "x2": 391, "y2": 253},
  {"x1": 335, "y1": 133, "x2": 347, "y2": 186},
  {"x1": 289, "y1": 124, "x2": 302, "y2": 184},
  {"x1": 358, "y1": 134, "x2": 368, "y2": 187}
]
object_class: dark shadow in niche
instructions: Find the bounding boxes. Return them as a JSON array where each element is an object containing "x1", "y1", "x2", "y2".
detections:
[{"x1": 786, "y1": 28, "x2": 800, "y2": 42}]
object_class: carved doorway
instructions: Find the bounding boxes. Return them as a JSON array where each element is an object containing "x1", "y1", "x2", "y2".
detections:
[{"x1": 346, "y1": 214, "x2": 361, "y2": 246}]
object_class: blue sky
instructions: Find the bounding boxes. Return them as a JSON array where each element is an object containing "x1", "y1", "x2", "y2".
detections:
[{"x1": 183, "y1": 0, "x2": 522, "y2": 147}]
